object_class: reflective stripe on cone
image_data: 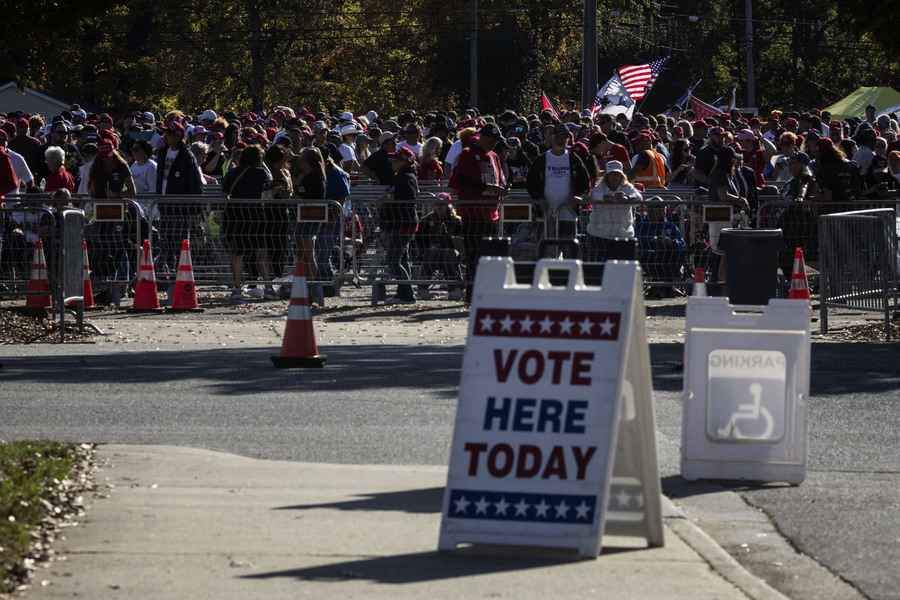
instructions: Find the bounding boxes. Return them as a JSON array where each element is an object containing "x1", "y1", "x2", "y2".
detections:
[{"x1": 272, "y1": 262, "x2": 326, "y2": 368}]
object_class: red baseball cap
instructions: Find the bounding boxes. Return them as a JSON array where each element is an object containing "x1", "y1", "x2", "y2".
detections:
[
  {"x1": 165, "y1": 121, "x2": 185, "y2": 135},
  {"x1": 388, "y1": 146, "x2": 416, "y2": 163}
]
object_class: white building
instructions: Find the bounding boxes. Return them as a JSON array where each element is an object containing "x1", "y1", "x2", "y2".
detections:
[{"x1": 0, "y1": 82, "x2": 70, "y2": 118}]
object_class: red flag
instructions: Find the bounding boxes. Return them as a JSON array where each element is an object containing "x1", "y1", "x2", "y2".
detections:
[
  {"x1": 540, "y1": 92, "x2": 560, "y2": 120},
  {"x1": 689, "y1": 95, "x2": 724, "y2": 121}
]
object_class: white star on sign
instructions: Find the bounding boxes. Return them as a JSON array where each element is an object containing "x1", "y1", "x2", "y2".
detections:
[
  {"x1": 454, "y1": 495, "x2": 470, "y2": 514},
  {"x1": 575, "y1": 501, "x2": 591, "y2": 520},
  {"x1": 474, "y1": 496, "x2": 490, "y2": 515},
  {"x1": 598, "y1": 318, "x2": 615, "y2": 337},
  {"x1": 479, "y1": 314, "x2": 496, "y2": 333},
  {"x1": 554, "y1": 499, "x2": 570, "y2": 519},
  {"x1": 519, "y1": 315, "x2": 535, "y2": 334},
  {"x1": 494, "y1": 497, "x2": 510, "y2": 516},
  {"x1": 615, "y1": 488, "x2": 631, "y2": 509},
  {"x1": 499, "y1": 315, "x2": 514, "y2": 332},
  {"x1": 538, "y1": 315, "x2": 554, "y2": 333},
  {"x1": 559, "y1": 317, "x2": 574, "y2": 335},
  {"x1": 514, "y1": 498, "x2": 529, "y2": 516},
  {"x1": 534, "y1": 499, "x2": 550, "y2": 518},
  {"x1": 579, "y1": 316, "x2": 594, "y2": 336}
]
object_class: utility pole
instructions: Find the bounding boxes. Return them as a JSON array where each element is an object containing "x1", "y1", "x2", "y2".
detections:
[
  {"x1": 582, "y1": 0, "x2": 598, "y2": 109},
  {"x1": 469, "y1": 0, "x2": 478, "y2": 108},
  {"x1": 744, "y1": 0, "x2": 755, "y2": 109}
]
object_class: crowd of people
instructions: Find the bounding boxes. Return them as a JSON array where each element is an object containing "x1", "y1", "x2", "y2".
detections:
[{"x1": 1, "y1": 100, "x2": 899, "y2": 304}]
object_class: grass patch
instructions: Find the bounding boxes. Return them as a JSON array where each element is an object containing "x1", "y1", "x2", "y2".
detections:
[{"x1": 0, "y1": 441, "x2": 78, "y2": 593}]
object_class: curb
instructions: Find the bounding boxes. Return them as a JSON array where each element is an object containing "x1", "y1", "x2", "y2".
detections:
[{"x1": 662, "y1": 497, "x2": 789, "y2": 600}]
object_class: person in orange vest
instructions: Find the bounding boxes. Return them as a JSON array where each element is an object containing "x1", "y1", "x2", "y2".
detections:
[{"x1": 629, "y1": 132, "x2": 667, "y2": 189}]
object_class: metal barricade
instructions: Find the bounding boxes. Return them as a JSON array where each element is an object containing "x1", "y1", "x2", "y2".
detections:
[
  {"x1": 353, "y1": 193, "x2": 469, "y2": 302},
  {"x1": 819, "y1": 208, "x2": 899, "y2": 340},
  {"x1": 140, "y1": 196, "x2": 346, "y2": 293},
  {"x1": 352, "y1": 192, "x2": 737, "y2": 300},
  {"x1": 757, "y1": 196, "x2": 900, "y2": 286},
  {"x1": 501, "y1": 194, "x2": 728, "y2": 291},
  {"x1": 0, "y1": 203, "x2": 59, "y2": 301}
]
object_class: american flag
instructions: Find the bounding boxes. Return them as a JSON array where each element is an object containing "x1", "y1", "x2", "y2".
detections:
[{"x1": 618, "y1": 56, "x2": 669, "y2": 102}]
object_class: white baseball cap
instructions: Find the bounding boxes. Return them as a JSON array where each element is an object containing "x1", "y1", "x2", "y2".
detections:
[
  {"x1": 199, "y1": 109, "x2": 218, "y2": 122},
  {"x1": 340, "y1": 124, "x2": 359, "y2": 137},
  {"x1": 339, "y1": 111, "x2": 354, "y2": 122},
  {"x1": 604, "y1": 160, "x2": 625, "y2": 176}
]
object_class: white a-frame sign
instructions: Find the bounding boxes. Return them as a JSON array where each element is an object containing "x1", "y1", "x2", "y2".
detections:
[{"x1": 439, "y1": 258, "x2": 663, "y2": 557}]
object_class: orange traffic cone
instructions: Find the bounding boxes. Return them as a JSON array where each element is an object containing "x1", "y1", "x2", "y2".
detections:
[
  {"x1": 271, "y1": 262, "x2": 326, "y2": 368},
  {"x1": 26, "y1": 240, "x2": 52, "y2": 309},
  {"x1": 67, "y1": 241, "x2": 96, "y2": 310},
  {"x1": 81, "y1": 240, "x2": 96, "y2": 309},
  {"x1": 128, "y1": 239, "x2": 163, "y2": 313},
  {"x1": 167, "y1": 240, "x2": 204, "y2": 313},
  {"x1": 788, "y1": 247, "x2": 811, "y2": 300},
  {"x1": 692, "y1": 267, "x2": 707, "y2": 297}
]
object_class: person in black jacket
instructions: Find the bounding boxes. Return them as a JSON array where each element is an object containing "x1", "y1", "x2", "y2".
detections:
[
  {"x1": 526, "y1": 123, "x2": 590, "y2": 240},
  {"x1": 378, "y1": 146, "x2": 419, "y2": 304},
  {"x1": 154, "y1": 121, "x2": 204, "y2": 285}
]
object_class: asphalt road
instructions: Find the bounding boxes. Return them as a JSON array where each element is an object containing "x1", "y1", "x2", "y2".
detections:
[{"x1": 1, "y1": 341, "x2": 899, "y2": 599}]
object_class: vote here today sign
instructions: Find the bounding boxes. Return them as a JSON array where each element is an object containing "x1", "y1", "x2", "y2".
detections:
[{"x1": 440, "y1": 258, "x2": 647, "y2": 557}]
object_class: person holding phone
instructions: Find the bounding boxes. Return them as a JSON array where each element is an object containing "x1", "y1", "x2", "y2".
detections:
[{"x1": 586, "y1": 160, "x2": 642, "y2": 261}]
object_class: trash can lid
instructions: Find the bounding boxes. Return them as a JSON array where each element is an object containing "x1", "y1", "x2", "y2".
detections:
[{"x1": 720, "y1": 228, "x2": 783, "y2": 239}]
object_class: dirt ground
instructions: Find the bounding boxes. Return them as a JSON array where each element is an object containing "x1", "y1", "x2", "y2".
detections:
[{"x1": 3, "y1": 284, "x2": 891, "y2": 348}]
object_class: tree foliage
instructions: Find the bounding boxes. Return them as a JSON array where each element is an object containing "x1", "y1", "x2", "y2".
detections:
[{"x1": 1, "y1": 0, "x2": 897, "y2": 116}]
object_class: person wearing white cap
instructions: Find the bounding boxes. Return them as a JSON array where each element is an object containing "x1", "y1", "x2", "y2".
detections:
[
  {"x1": 198, "y1": 109, "x2": 218, "y2": 124},
  {"x1": 338, "y1": 123, "x2": 360, "y2": 171},
  {"x1": 339, "y1": 111, "x2": 354, "y2": 123},
  {"x1": 586, "y1": 160, "x2": 642, "y2": 260}
]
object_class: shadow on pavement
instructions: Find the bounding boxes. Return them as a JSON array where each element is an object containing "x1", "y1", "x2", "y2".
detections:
[
  {"x1": 0, "y1": 345, "x2": 463, "y2": 397},
  {"x1": 240, "y1": 545, "x2": 637, "y2": 585},
  {"x1": 660, "y1": 475, "x2": 793, "y2": 500},
  {"x1": 275, "y1": 487, "x2": 444, "y2": 514},
  {"x1": 3, "y1": 340, "x2": 896, "y2": 398},
  {"x1": 648, "y1": 342, "x2": 900, "y2": 396}
]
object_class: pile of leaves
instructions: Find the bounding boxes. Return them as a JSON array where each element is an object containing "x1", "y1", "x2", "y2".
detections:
[
  {"x1": 829, "y1": 319, "x2": 900, "y2": 343},
  {"x1": 0, "y1": 310, "x2": 92, "y2": 345},
  {"x1": 0, "y1": 442, "x2": 97, "y2": 595}
]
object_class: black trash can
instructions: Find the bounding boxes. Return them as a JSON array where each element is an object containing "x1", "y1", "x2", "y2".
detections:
[{"x1": 718, "y1": 228, "x2": 783, "y2": 305}]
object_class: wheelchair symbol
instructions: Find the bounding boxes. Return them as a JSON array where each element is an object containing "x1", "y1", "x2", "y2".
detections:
[{"x1": 717, "y1": 383, "x2": 775, "y2": 440}]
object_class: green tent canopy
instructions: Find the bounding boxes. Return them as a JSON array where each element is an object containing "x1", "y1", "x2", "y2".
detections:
[{"x1": 823, "y1": 86, "x2": 900, "y2": 120}]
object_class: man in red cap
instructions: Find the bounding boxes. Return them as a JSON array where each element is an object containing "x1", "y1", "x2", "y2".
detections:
[{"x1": 449, "y1": 123, "x2": 505, "y2": 303}]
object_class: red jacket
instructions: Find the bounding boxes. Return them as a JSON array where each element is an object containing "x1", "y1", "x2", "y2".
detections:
[
  {"x1": 45, "y1": 167, "x2": 76, "y2": 193},
  {"x1": 449, "y1": 144, "x2": 504, "y2": 221},
  {"x1": 741, "y1": 148, "x2": 766, "y2": 188},
  {"x1": 418, "y1": 157, "x2": 444, "y2": 181}
]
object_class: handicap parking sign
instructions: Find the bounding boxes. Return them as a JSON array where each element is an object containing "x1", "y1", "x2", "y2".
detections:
[
  {"x1": 680, "y1": 298, "x2": 811, "y2": 484},
  {"x1": 707, "y1": 350, "x2": 786, "y2": 443}
]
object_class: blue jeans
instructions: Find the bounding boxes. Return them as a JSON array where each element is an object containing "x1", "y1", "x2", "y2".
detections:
[{"x1": 314, "y1": 222, "x2": 340, "y2": 282}]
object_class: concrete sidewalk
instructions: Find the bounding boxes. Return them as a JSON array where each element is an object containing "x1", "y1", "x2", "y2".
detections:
[{"x1": 28, "y1": 445, "x2": 784, "y2": 600}]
